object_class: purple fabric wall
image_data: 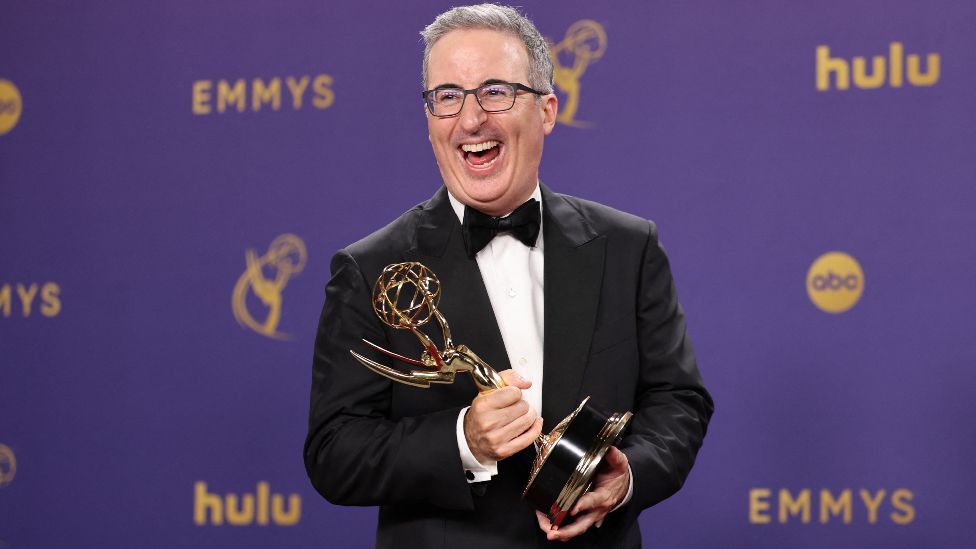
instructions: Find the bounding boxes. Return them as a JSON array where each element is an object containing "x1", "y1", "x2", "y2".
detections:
[{"x1": 2, "y1": 1, "x2": 973, "y2": 547}]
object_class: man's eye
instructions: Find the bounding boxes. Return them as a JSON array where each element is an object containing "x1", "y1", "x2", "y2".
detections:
[
  {"x1": 481, "y1": 86, "x2": 511, "y2": 97},
  {"x1": 435, "y1": 90, "x2": 463, "y2": 102}
]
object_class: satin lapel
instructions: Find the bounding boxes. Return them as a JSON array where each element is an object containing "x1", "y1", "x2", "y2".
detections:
[
  {"x1": 541, "y1": 185, "x2": 605, "y2": 431},
  {"x1": 410, "y1": 187, "x2": 512, "y2": 385}
]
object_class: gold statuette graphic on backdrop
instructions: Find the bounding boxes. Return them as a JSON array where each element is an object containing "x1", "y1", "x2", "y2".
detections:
[
  {"x1": 549, "y1": 20, "x2": 607, "y2": 127},
  {"x1": 0, "y1": 79, "x2": 23, "y2": 136},
  {"x1": 0, "y1": 444, "x2": 16, "y2": 488},
  {"x1": 232, "y1": 234, "x2": 307, "y2": 340},
  {"x1": 350, "y1": 262, "x2": 632, "y2": 528}
]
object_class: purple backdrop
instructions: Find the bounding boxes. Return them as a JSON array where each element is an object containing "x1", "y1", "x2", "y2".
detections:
[{"x1": 2, "y1": 1, "x2": 974, "y2": 547}]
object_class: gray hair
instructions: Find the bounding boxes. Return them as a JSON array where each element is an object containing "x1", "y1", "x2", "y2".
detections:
[{"x1": 420, "y1": 3, "x2": 554, "y2": 93}]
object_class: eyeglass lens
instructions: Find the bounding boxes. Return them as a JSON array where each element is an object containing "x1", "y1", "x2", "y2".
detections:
[{"x1": 429, "y1": 84, "x2": 516, "y2": 116}]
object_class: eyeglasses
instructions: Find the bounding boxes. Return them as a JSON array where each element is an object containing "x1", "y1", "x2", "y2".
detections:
[{"x1": 422, "y1": 82, "x2": 545, "y2": 117}]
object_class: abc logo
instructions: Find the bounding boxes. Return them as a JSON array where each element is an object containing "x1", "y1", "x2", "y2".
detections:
[
  {"x1": 810, "y1": 272, "x2": 859, "y2": 291},
  {"x1": 806, "y1": 252, "x2": 864, "y2": 313},
  {"x1": 0, "y1": 80, "x2": 22, "y2": 136}
]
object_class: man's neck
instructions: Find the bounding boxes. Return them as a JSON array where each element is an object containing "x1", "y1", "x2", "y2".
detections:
[{"x1": 447, "y1": 183, "x2": 542, "y2": 223}]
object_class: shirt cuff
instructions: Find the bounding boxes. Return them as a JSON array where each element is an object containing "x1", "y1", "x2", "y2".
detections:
[{"x1": 456, "y1": 406, "x2": 498, "y2": 483}]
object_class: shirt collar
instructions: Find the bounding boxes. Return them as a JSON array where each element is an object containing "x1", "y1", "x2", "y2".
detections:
[{"x1": 446, "y1": 183, "x2": 543, "y2": 224}]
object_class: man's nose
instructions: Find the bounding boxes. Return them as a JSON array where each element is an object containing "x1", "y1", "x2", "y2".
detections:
[{"x1": 458, "y1": 94, "x2": 488, "y2": 133}]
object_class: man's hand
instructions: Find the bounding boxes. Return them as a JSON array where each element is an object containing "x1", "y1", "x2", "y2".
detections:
[
  {"x1": 464, "y1": 369, "x2": 544, "y2": 464},
  {"x1": 535, "y1": 446, "x2": 630, "y2": 542}
]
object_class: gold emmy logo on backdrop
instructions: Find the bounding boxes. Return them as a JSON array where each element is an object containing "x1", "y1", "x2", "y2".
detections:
[
  {"x1": 0, "y1": 444, "x2": 16, "y2": 488},
  {"x1": 549, "y1": 20, "x2": 607, "y2": 127},
  {"x1": 0, "y1": 282, "x2": 62, "y2": 318},
  {"x1": 0, "y1": 80, "x2": 23, "y2": 136},
  {"x1": 816, "y1": 42, "x2": 939, "y2": 91},
  {"x1": 749, "y1": 487, "x2": 915, "y2": 525},
  {"x1": 232, "y1": 234, "x2": 307, "y2": 340},
  {"x1": 192, "y1": 74, "x2": 335, "y2": 115},
  {"x1": 806, "y1": 251, "x2": 864, "y2": 313}
]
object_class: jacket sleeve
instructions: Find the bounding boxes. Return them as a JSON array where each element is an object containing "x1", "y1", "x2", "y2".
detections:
[
  {"x1": 618, "y1": 221, "x2": 714, "y2": 512},
  {"x1": 303, "y1": 249, "x2": 475, "y2": 511}
]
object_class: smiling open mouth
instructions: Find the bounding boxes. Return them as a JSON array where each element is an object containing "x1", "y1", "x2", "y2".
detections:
[{"x1": 460, "y1": 140, "x2": 501, "y2": 167}]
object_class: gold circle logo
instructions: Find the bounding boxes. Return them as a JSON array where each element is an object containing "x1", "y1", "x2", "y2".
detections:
[
  {"x1": 806, "y1": 251, "x2": 864, "y2": 313},
  {"x1": 0, "y1": 80, "x2": 23, "y2": 136},
  {"x1": 0, "y1": 444, "x2": 16, "y2": 487}
]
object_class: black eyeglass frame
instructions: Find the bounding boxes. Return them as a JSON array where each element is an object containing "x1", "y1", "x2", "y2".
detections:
[{"x1": 422, "y1": 82, "x2": 546, "y2": 117}]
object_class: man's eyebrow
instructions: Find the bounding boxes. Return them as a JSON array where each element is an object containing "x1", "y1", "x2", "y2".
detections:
[{"x1": 430, "y1": 79, "x2": 510, "y2": 90}]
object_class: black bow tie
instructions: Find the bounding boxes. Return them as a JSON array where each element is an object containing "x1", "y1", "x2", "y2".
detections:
[{"x1": 461, "y1": 198, "x2": 541, "y2": 258}]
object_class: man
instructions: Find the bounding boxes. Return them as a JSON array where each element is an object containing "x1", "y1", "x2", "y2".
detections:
[{"x1": 304, "y1": 5, "x2": 712, "y2": 548}]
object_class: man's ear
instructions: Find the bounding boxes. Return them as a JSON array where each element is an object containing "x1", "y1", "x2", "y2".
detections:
[{"x1": 541, "y1": 93, "x2": 558, "y2": 135}]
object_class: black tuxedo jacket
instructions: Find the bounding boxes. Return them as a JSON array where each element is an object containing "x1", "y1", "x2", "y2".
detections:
[{"x1": 305, "y1": 185, "x2": 713, "y2": 548}]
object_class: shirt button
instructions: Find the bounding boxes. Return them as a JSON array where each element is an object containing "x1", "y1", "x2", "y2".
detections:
[
  {"x1": 507, "y1": 288, "x2": 517, "y2": 298},
  {"x1": 519, "y1": 357, "x2": 527, "y2": 366},
  {"x1": 465, "y1": 470, "x2": 475, "y2": 481}
]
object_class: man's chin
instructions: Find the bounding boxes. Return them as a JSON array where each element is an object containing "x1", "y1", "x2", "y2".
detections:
[{"x1": 456, "y1": 184, "x2": 511, "y2": 209}]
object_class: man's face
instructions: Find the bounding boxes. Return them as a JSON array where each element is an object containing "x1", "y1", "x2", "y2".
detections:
[{"x1": 426, "y1": 29, "x2": 557, "y2": 216}]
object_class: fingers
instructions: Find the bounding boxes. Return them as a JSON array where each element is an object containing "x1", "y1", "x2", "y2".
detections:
[
  {"x1": 571, "y1": 487, "x2": 609, "y2": 517},
  {"x1": 590, "y1": 446, "x2": 629, "y2": 483},
  {"x1": 604, "y1": 446, "x2": 628, "y2": 471},
  {"x1": 468, "y1": 401, "x2": 535, "y2": 446},
  {"x1": 532, "y1": 446, "x2": 632, "y2": 542},
  {"x1": 475, "y1": 369, "x2": 531, "y2": 411},
  {"x1": 543, "y1": 507, "x2": 604, "y2": 542},
  {"x1": 468, "y1": 371, "x2": 534, "y2": 435},
  {"x1": 470, "y1": 393, "x2": 529, "y2": 428},
  {"x1": 499, "y1": 368, "x2": 532, "y2": 390},
  {"x1": 464, "y1": 371, "x2": 541, "y2": 462},
  {"x1": 469, "y1": 409, "x2": 541, "y2": 461},
  {"x1": 534, "y1": 510, "x2": 551, "y2": 533},
  {"x1": 569, "y1": 447, "x2": 630, "y2": 515},
  {"x1": 497, "y1": 416, "x2": 543, "y2": 457},
  {"x1": 495, "y1": 403, "x2": 539, "y2": 440}
]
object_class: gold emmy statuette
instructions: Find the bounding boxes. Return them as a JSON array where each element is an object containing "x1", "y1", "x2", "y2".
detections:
[{"x1": 350, "y1": 262, "x2": 632, "y2": 528}]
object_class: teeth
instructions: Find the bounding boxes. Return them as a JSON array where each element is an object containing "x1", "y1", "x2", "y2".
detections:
[{"x1": 461, "y1": 140, "x2": 499, "y2": 153}]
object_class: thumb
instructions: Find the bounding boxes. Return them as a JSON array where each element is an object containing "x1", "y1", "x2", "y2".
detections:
[
  {"x1": 500, "y1": 368, "x2": 532, "y2": 389},
  {"x1": 604, "y1": 446, "x2": 629, "y2": 472}
]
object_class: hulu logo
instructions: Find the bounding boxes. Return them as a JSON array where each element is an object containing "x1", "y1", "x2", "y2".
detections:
[
  {"x1": 194, "y1": 481, "x2": 301, "y2": 526},
  {"x1": 816, "y1": 42, "x2": 939, "y2": 91}
]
